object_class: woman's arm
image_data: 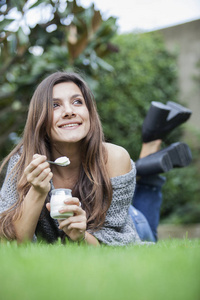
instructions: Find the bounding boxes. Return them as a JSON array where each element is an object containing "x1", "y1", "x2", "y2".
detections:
[
  {"x1": 84, "y1": 231, "x2": 100, "y2": 246},
  {"x1": 14, "y1": 187, "x2": 48, "y2": 242},
  {"x1": 13, "y1": 154, "x2": 53, "y2": 242},
  {"x1": 13, "y1": 153, "x2": 99, "y2": 245}
]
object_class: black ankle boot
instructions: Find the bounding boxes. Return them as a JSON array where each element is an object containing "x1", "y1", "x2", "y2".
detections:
[
  {"x1": 157, "y1": 142, "x2": 192, "y2": 168},
  {"x1": 136, "y1": 152, "x2": 173, "y2": 176},
  {"x1": 142, "y1": 101, "x2": 192, "y2": 142},
  {"x1": 136, "y1": 142, "x2": 192, "y2": 176}
]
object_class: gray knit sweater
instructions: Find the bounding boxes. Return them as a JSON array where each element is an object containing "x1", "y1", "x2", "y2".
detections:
[{"x1": 0, "y1": 152, "x2": 141, "y2": 246}]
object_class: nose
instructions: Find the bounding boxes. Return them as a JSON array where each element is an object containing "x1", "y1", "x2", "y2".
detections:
[{"x1": 62, "y1": 104, "x2": 76, "y2": 118}]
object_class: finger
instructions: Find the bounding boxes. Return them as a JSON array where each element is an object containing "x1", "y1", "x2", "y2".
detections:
[
  {"x1": 26, "y1": 163, "x2": 50, "y2": 184},
  {"x1": 46, "y1": 203, "x2": 50, "y2": 212},
  {"x1": 25, "y1": 155, "x2": 47, "y2": 174},
  {"x1": 58, "y1": 214, "x2": 87, "y2": 231},
  {"x1": 42, "y1": 172, "x2": 53, "y2": 184},
  {"x1": 59, "y1": 205, "x2": 84, "y2": 216},
  {"x1": 35, "y1": 167, "x2": 52, "y2": 182},
  {"x1": 29, "y1": 170, "x2": 53, "y2": 194},
  {"x1": 33, "y1": 154, "x2": 43, "y2": 159},
  {"x1": 64, "y1": 197, "x2": 80, "y2": 206},
  {"x1": 34, "y1": 172, "x2": 53, "y2": 190},
  {"x1": 59, "y1": 219, "x2": 86, "y2": 231},
  {"x1": 67, "y1": 222, "x2": 86, "y2": 231},
  {"x1": 59, "y1": 214, "x2": 86, "y2": 227},
  {"x1": 31, "y1": 162, "x2": 50, "y2": 178}
]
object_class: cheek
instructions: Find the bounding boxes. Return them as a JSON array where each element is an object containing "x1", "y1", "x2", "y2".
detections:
[
  {"x1": 51, "y1": 111, "x2": 61, "y2": 131},
  {"x1": 52, "y1": 110, "x2": 59, "y2": 122}
]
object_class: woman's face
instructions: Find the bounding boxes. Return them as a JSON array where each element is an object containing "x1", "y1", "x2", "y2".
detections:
[{"x1": 50, "y1": 81, "x2": 90, "y2": 145}]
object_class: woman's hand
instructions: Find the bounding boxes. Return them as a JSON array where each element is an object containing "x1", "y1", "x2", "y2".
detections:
[
  {"x1": 46, "y1": 197, "x2": 87, "y2": 242},
  {"x1": 24, "y1": 154, "x2": 53, "y2": 195}
]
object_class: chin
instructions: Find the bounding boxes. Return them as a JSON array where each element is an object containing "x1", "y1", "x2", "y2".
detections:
[{"x1": 57, "y1": 136, "x2": 86, "y2": 144}]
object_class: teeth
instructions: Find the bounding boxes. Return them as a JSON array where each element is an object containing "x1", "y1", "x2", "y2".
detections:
[{"x1": 61, "y1": 123, "x2": 78, "y2": 128}]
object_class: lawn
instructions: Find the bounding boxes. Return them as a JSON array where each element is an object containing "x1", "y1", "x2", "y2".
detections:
[{"x1": 0, "y1": 238, "x2": 199, "y2": 300}]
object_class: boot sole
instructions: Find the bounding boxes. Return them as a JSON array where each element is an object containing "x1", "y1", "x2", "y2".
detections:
[{"x1": 160, "y1": 142, "x2": 192, "y2": 167}]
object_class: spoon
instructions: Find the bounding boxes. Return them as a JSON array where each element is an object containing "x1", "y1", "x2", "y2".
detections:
[{"x1": 47, "y1": 156, "x2": 70, "y2": 167}]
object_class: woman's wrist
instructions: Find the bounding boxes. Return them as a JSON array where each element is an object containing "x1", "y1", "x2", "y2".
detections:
[
  {"x1": 29, "y1": 185, "x2": 49, "y2": 201},
  {"x1": 77, "y1": 231, "x2": 87, "y2": 244},
  {"x1": 66, "y1": 231, "x2": 99, "y2": 246}
]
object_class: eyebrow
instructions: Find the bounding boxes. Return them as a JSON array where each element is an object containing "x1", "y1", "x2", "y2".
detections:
[
  {"x1": 52, "y1": 94, "x2": 84, "y2": 101},
  {"x1": 71, "y1": 94, "x2": 84, "y2": 99}
]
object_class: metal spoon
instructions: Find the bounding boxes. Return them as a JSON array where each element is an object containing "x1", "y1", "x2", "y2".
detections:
[{"x1": 47, "y1": 156, "x2": 70, "y2": 167}]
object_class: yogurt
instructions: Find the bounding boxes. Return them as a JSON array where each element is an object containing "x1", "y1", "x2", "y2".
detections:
[
  {"x1": 50, "y1": 188, "x2": 73, "y2": 219},
  {"x1": 54, "y1": 156, "x2": 70, "y2": 166}
]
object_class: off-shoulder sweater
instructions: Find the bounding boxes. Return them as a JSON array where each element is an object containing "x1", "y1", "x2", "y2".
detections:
[{"x1": 0, "y1": 152, "x2": 141, "y2": 246}]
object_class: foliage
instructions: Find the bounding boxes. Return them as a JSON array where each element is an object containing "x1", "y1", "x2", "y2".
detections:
[
  {"x1": 0, "y1": 0, "x2": 118, "y2": 159},
  {"x1": 160, "y1": 58, "x2": 200, "y2": 223},
  {"x1": 94, "y1": 32, "x2": 179, "y2": 160},
  {"x1": 94, "y1": 31, "x2": 200, "y2": 223},
  {"x1": 0, "y1": 239, "x2": 200, "y2": 300},
  {"x1": 161, "y1": 129, "x2": 200, "y2": 223}
]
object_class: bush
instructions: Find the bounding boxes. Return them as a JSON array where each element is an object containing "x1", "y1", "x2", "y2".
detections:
[
  {"x1": 95, "y1": 32, "x2": 179, "y2": 160},
  {"x1": 94, "y1": 31, "x2": 200, "y2": 223},
  {"x1": 161, "y1": 129, "x2": 200, "y2": 223}
]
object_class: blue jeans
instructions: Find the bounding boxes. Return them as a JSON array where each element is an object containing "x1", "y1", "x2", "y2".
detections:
[{"x1": 129, "y1": 175, "x2": 166, "y2": 242}]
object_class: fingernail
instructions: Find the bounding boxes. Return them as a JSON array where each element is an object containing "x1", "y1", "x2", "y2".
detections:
[{"x1": 59, "y1": 207, "x2": 65, "y2": 212}]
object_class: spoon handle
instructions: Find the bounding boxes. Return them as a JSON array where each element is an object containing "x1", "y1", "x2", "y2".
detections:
[
  {"x1": 46, "y1": 160, "x2": 69, "y2": 167},
  {"x1": 46, "y1": 160, "x2": 59, "y2": 165}
]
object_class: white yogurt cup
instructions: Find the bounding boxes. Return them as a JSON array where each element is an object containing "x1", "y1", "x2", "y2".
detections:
[{"x1": 50, "y1": 188, "x2": 73, "y2": 219}]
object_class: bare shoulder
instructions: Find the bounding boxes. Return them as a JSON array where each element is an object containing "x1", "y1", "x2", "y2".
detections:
[{"x1": 104, "y1": 143, "x2": 132, "y2": 178}]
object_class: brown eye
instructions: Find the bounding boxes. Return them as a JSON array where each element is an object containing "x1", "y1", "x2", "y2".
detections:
[{"x1": 73, "y1": 99, "x2": 83, "y2": 105}]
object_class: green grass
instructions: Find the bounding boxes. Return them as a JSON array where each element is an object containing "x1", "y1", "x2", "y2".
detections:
[{"x1": 0, "y1": 239, "x2": 200, "y2": 300}]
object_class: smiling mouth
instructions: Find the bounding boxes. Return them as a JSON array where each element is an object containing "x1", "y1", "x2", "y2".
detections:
[{"x1": 60, "y1": 123, "x2": 80, "y2": 128}]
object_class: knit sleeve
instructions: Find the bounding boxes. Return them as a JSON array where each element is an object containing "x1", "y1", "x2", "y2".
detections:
[
  {"x1": 0, "y1": 153, "x2": 20, "y2": 214},
  {"x1": 92, "y1": 160, "x2": 141, "y2": 246}
]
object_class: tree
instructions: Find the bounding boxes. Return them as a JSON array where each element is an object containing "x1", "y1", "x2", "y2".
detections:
[{"x1": 0, "y1": 0, "x2": 117, "y2": 159}]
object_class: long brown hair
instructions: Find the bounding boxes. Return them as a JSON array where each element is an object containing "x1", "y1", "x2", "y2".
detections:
[{"x1": 0, "y1": 71, "x2": 112, "y2": 240}]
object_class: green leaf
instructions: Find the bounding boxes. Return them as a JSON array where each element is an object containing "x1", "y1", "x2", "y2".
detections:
[{"x1": 17, "y1": 27, "x2": 29, "y2": 45}]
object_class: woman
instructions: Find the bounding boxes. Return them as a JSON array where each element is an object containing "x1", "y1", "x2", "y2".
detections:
[
  {"x1": 0, "y1": 71, "x2": 142, "y2": 246},
  {"x1": 0, "y1": 71, "x2": 192, "y2": 245}
]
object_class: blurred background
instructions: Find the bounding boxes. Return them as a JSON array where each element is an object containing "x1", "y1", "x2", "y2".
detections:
[{"x1": 0, "y1": 0, "x2": 200, "y2": 232}]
